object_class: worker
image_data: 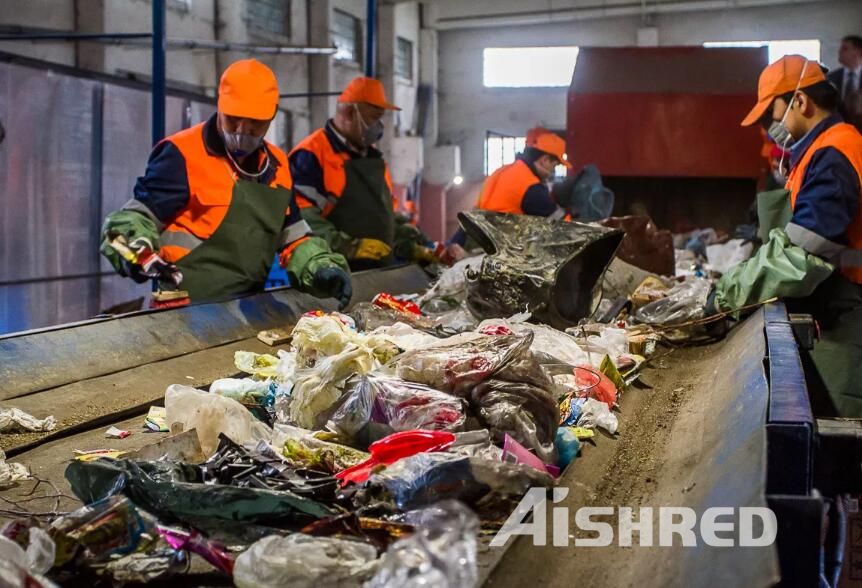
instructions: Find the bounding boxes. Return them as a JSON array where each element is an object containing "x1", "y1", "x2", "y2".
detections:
[
  {"x1": 710, "y1": 55, "x2": 862, "y2": 416},
  {"x1": 289, "y1": 76, "x2": 439, "y2": 271},
  {"x1": 99, "y1": 59, "x2": 352, "y2": 308}
]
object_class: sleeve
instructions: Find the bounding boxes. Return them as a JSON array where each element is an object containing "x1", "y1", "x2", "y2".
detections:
[
  {"x1": 784, "y1": 146, "x2": 861, "y2": 260},
  {"x1": 521, "y1": 183, "x2": 565, "y2": 218},
  {"x1": 299, "y1": 206, "x2": 356, "y2": 258},
  {"x1": 714, "y1": 228, "x2": 835, "y2": 312},
  {"x1": 289, "y1": 148, "x2": 333, "y2": 210},
  {"x1": 127, "y1": 140, "x2": 191, "y2": 228}
]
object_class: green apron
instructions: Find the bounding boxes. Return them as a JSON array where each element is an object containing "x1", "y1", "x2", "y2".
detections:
[
  {"x1": 755, "y1": 189, "x2": 862, "y2": 416},
  {"x1": 169, "y1": 178, "x2": 291, "y2": 302},
  {"x1": 756, "y1": 188, "x2": 793, "y2": 242},
  {"x1": 326, "y1": 157, "x2": 395, "y2": 271}
]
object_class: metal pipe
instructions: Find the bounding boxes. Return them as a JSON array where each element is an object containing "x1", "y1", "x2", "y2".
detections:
[
  {"x1": 435, "y1": 0, "x2": 832, "y2": 30},
  {"x1": 365, "y1": 0, "x2": 377, "y2": 77},
  {"x1": 279, "y1": 90, "x2": 341, "y2": 98},
  {"x1": 0, "y1": 32, "x2": 153, "y2": 41},
  {"x1": 152, "y1": 0, "x2": 166, "y2": 145}
]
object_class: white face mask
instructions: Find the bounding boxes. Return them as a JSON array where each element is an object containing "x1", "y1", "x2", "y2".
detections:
[{"x1": 767, "y1": 59, "x2": 810, "y2": 174}]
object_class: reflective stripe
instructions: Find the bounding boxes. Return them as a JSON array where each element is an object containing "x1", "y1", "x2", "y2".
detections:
[
  {"x1": 838, "y1": 248, "x2": 862, "y2": 268},
  {"x1": 122, "y1": 198, "x2": 165, "y2": 232},
  {"x1": 548, "y1": 206, "x2": 567, "y2": 221},
  {"x1": 280, "y1": 219, "x2": 311, "y2": 247},
  {"x1": 294, "y1": 184, "x2": 338, "y2": 211},
  {"x1": 160, "y1": 229, "x2": 204, "y2": 251},
  {"x1": 785, "y1": 222, "x2": 846, "y2": 260}
]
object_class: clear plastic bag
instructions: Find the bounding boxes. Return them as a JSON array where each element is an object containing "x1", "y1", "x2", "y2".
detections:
[
  {"x1": 365, "y1": 500, "x2": 479, "y2": 588},
  {"x1": 164, "y1": 384, "x2": 272, "y2": 457},
  {"x1": 367, "y1": 323, "x2": 442, "y2": 351},
  {"x1": 0, "y1": 535, "x2": 57, "y2": 588},
  {"x1": 478, "y1": 318, "x2": 589, "y2": 367},
  {"x1": 233, "y1": 533, "x2": 379, "y2": 588},
  {"x1": 392, "y1": 333, "x2": 533, "y2": 397},
  {"x1": 577, "y1": 398, "x2": 619, "y2": 434},
  {"x1": 273, "y1": 424, "x2": 369, "y2": 473},
  {"x1": 634, "y1": 276, "x2": 712, "y2": 326},
  {"x1": 327, "y1": 375, "x2": 467, "y2": 441},
  {"x1": 234, "y1": 351, "x2": 281, "y2": 379}
]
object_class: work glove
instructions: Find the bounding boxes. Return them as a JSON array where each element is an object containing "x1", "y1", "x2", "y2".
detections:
[
  {"x1": 100, "y1": 209, "x2": 160, "y2": 278},
  {"x1": 411, "y1": 244, "x2": 439, "y2": 266},
  {"x1": 351, "y1": 238, "x2": 392, "y2": 262},
  {"x1": 312, "y1": 266, "x2": 353, "y2": 310}
]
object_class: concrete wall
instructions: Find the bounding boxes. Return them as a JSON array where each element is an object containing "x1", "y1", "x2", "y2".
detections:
[{"x1": 436, "y1": 0, "x2": 862, "y2": 181}]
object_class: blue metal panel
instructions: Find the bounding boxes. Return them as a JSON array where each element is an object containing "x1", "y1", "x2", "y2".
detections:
[
  {"x1": 365, "y1": 0, "x2": 377, "y2": 77},
  {"x1": 151, "y1": 0, "x2": 166, "y2": 144}
]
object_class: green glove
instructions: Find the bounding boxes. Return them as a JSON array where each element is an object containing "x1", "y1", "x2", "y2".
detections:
[
  {"x1": 714, "y1": 228, "x2": 835, "y2": 314},
  {"x1": 285, "y1": 235, "x2": 351, "y2": 295},
  {"x1": 99, "y1": 209, "x2": 160, "y2": 276},
  {"x1": 393, "y1": 220, "x2": 430, "y2": 261}
]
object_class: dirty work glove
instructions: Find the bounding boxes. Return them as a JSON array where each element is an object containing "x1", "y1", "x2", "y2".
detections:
[
  {"x1": 312, "y1": 267, "x2": 353, "y2": 309},
  {"x1": 100, "y1": 209, "x2": 160, "y2": 277},
  {"x1": 352, "y1": 238, "x2": 392, "y2": 262},
  {"x1": 412, "y1": 244, "x2": 439, "y2": 266}
]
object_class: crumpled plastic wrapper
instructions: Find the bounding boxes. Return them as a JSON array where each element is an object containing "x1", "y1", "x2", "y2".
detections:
[
  {"x1": 416, "y1": 255, "x2": 485, "y2": 307},
  {"x1": 350, "y1": 302, "x2": 437, "y2": 333},
  {"x1": 0, "y1": 534, "x2": 57, "y2": 588},
  {"x1": 0, "y1": 408, "x2": 56, "y2": 433},
  {"x1": 366, "y1": 323, "x2": 443, "y2": 352},
  {"x1": 478, "y1": 318, "x2": 589, "y2": 367},
  {"x1": 233, "y1": 533, "x2": 379, "y2": 588},
  {"x1": 365, "y1": 500, "x2": 479, "y2": 588},
  {"x1": 234, "y1": 351, "x2": 281, "y2": 379},
  {"x1": 292, "y1": 313, "x2": 399, "y2": 367},
  {"x1": 287, "y1": 345, "x2": 379, "y2": 429},
  {"x1": 0, "y1": 450, "x2": 29, "y2": 489},
  {"x1": 327, "y1": 374, "x2": 467, "y2": 442},
  {"x1": 164, "y1": 384, "x2": 272, "y2": 457},
  {"x1": 634, "y1": 276, "x2": 712, "y2": 326},
  {"x1": 577, "y1": 398, "x2": 619, "y2": 435},
  {"x1": 273, "y1": 424, "x2": 369, "y2": 473},
  {"x1": 390, "y1": 333, "x2": 532, "y2": 397}
]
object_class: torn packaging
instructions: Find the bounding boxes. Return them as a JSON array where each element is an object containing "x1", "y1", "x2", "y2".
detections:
[{"x1": 458, "y1": 210, "x2": 624, "y2": 329}]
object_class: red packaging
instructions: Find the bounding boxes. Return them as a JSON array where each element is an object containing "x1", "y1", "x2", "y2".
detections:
[{"x1": 372, "y1": 293, "x2": 422, "y2": 316}]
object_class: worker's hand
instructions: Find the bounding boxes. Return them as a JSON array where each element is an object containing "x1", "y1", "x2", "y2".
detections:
[
  {"x1": 100, "y1": 210, "x2": 160, "y2": 276},
  {"x1": 312, "y1": 266, "x2": 353, "y2": 310},
  {"x1": 352, "y1": 238, "x2": 392, "y2": 261},
  {"x1": 411, "y1": 244, "x2": 439, "y2": 266}
]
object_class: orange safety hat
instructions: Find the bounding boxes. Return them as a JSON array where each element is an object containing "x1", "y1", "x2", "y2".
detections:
[
  {"x1": 741, "y1": 54, "x2": 826, "y2": 127},
  {"x1": 217, "y1": 59, "x2": 280, "y2": 120},
  {"x1": 533, "y1": 132, "x2": 572, "y2": 168},
  {"x1": 525, "y1": 126, "x2": 550, "y2": 147},
  {"x1": 338, "y1": 76, "x2": 401, "y2": 110}
]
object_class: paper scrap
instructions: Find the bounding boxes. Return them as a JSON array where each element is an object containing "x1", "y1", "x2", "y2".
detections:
[
  {"x1": 73, "y1": 449, "x2": 126, "y2": 461},
  {"x1": 105, "y1": 426, "x2": 131, "y2": 439},
  {"x1": 145, "y1": 406, "x2": 168, "y2": 432}
]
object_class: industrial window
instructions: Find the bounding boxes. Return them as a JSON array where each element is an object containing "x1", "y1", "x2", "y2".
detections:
[
  {"x1": 333, "y1": 9, "x2": 362, "y2": 63},
  {"x1": 395, "y1": 37, "x2": 414, "y2": 80},
  {"x1": 245, "y1": 0, "x2": 291, "y2": 38},
  {"x1": 485, "y1": 134, "x2": 567, "y2": 177},
  {"x1": 703, "y1": 40, "x2": 821, "y2": 64},
  {"x1": 483, "y1": 47, "x2": 580, "y2": 88}
]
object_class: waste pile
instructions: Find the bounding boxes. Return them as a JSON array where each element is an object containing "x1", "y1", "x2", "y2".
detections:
[{"x1": 0, "y1": 218, "x2": 758, "y2": 588}]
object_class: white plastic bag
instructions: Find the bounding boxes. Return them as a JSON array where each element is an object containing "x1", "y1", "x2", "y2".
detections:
[
  {"x1": 577, "y1": 398, "x2": 619, "y2": 435},
  {"x1": 0, "y1": 449, "x2": 29, "y2": 488},
  {"x1": 0, "y1": 535, "x2": 57, "y2": 588},
  {"x1": 163, "y1": 384, "x2": 272, "y2": 457},
  {"x1": 706, "y1": 238, "x2": 755, "y2": 274},
  {"x1": 0, "y1": 408, "x2": 56, "y2": 433},
  {"x1": 233, "y1": 534, "x2": 379, "y2": 588}
]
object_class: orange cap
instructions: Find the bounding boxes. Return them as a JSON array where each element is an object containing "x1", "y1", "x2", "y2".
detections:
[
  {"x1": 338, "y1": 76, "x2": 401, "y2": 110},
  {"x1": 741, "y1": 55, "x2": 826, "y2": 127},
  {"x1": 533, "y1": 132, "x2": 572, "y2": 168},
  {"x1": 218, "y1": 59, "x2": 279, "y2": 120},
  {"x1": 526, "y1": 126, "x2": 550, "y2": 147}
]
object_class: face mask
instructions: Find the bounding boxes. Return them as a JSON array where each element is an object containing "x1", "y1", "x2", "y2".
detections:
[
  {"x1": 222, "y1": 131, "x2": 263, "y2": 158},
  {"x1": 766, "y1": 59, "x2": 810, "y2": 149},
  {"x1": 354, "y1": 105, "x2": 384, "y2": 147}
]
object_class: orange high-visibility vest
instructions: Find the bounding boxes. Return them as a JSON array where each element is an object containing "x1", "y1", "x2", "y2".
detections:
[
  {"x1": 477, "y1": 159, "x2": 542, "y2": 215},
  {"x1": 158, "y1": 122, "x2": 293, "y2": 263},
  {"x1": 786, "y1": 122, "x2": 862, "y2": 284}
]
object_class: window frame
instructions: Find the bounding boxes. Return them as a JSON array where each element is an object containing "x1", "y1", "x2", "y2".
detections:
[
  {"x1": 332, "y1": 9, "x2": 363, "y2": 65},
  {"x1": 395, "y1": 36, "x2": 414, "y2": 81}
]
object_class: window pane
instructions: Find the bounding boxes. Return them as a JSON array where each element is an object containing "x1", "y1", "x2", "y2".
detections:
[
  {"x1": 395, "y1": 37, "x2": 413, "y2": 79},
  {"x1": 246, "y1": 0, "x2": 290, "y2": 38},
  {"x1": 333, "y1": 10, "x2": 360, "y2": 62},
  {"x1": 483, "y1": 47, "x2": 580, "y2": 88},
  {"x1": 485, "y1": 136, "x2": 527, "y2": 174},
  {"x1": 703, "y1": 40, "x2": 821, "y2": 63}
]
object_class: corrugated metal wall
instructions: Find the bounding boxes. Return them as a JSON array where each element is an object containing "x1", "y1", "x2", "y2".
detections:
[{"x1": 0, "y1": 60, "x2": 216, "y2": 334}]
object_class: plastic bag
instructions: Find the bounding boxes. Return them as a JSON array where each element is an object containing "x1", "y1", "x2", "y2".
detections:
[
  {"x1": 350, "y1": 302, "x2": 437, "y2": 332},
  {"x1": 416, "y1": 255, "x2": 485, "y2": 307},
  {"x1": 391, "y1": 333, "x2": 532, "y2": 397},
  {"x1": 234, "y1": 533, "x2": 379, "y2": 588},
  {"x1": 288, "y1": 345, "x2": 379, "y2": 429},
  {"x1": 555, "y1": 428, "x2": 582, "y2": 469},
  {"x1": 327, "y1": 375, "x2": 467, "y2": 441},
  {"x1": 0, "y1": 408, "x2": 56, "y2": 433},
  {"x1": 367, "y1": 322, "x2": 442, "y2": 351},
  {"x1": 448, "y1": 429, "x2": 504, "y2": 461},
  {"x1": 0, "y1": 450, "x2": 29, "y2": 489},
  {"x1": 0, "y1": 535, "x2": 57, "y2": 588},
  {"x1": 575, "y1": 364, "x2": 618, "y2": 407},
  {"x1": 706, "y1": 239, "x2": 754, "y2": 274},
  {"x1": 477, "y1": 318, "x2": 589, "y2": 367},
  {"x1": 634, "y1": 277, "x2": 712, "y2": 326},
  {"x1": 427, "y1": 302, "x2": 480, "y2": 334},
  {"x1": 210, "y1": 378, "x2": 288, "y2": 424},
  {"x1": 234, "y1": 351, "x2": 281, "y2": 379},
  {"x1": 274, "y1": 424, "x2": 370, "y2": 473},
  {"x1": 164, "y1": 384, "x2": 272, "y2": 457},
  {"x1": 577, "y1": 398, "x2": 619, "y2": 434},
  {"x1": 365, "y1": 500, "x2": 479, "y2": 588},
  {"x1": 292, "y1": 313, "x2": 358, "y2": 364}
]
